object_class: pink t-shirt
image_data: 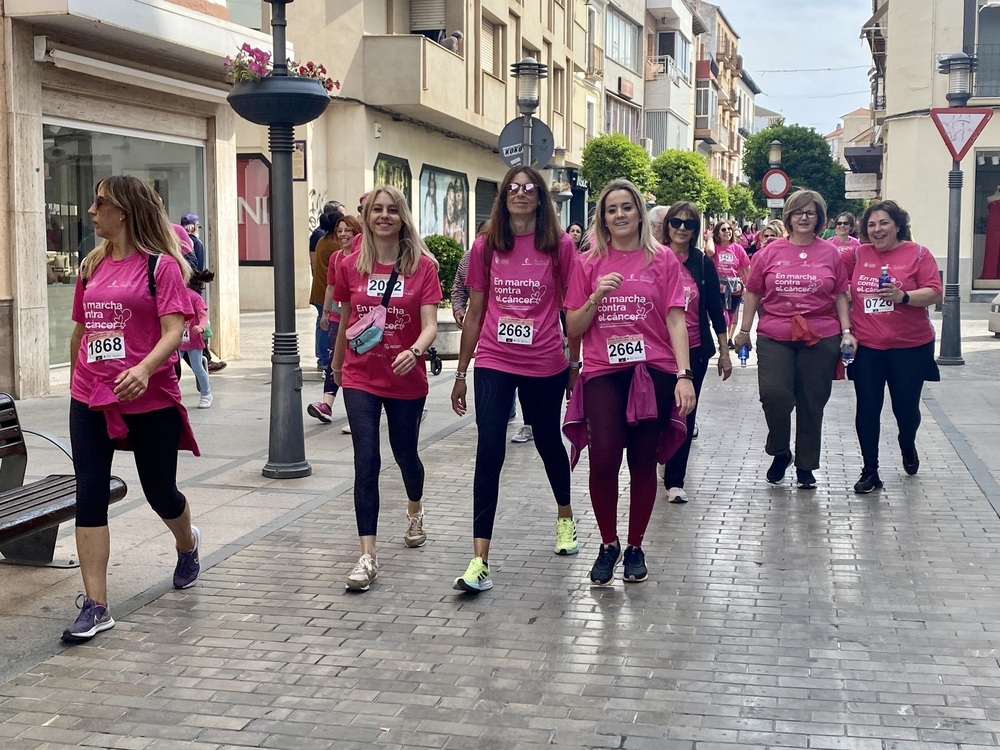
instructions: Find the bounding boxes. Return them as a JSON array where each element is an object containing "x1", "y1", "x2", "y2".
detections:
[
  {"x1": 747, "y1": 237, "x2": 848, "y2": 342},
  {"x1": 334, "y1": 252, "x2": 443, "y2": 400},
  {"x1": 326, "y1": 249, "x2": 344, "y2": 324},
  {"x1": 71, "y1": 252, "x2": 193, "y2": 412},
  {"x1": 678, "y1": 262, "x2": 701, "y2": 349},
  {"x1": 566, "y1": 247, "x2": 687, "y2": 378},
  {"x1": 180, "y1": 289, "x2": 207, "y2": 352},
  {"x1": 832, "y1": 235, "x2": 862, "y2": 263},
  {"x1": 467, "y1": 233, "x2": 576, "y2": 378},
  {"x1": 712, "y1": 243, "x2": 750, "y2": 292},
  {"x1": 844, "y1": 242, "x2": 941, "y2": 350}
]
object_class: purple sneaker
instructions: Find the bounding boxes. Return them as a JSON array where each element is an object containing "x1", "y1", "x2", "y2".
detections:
[
  {"x1": 307, "y1": 402, "x2": 333, "y2": 424},
  {"x1": 62, "y1": 595, "x2": 115, "y2": 643},
  {"x1": 173, "y1": 526, "x2": 201, "y2": 589}
]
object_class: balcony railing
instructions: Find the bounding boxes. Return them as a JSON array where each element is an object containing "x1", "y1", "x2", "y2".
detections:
[
  {"x1": 586, "y1": 45, "x2": 604, "y2": 80},
  {"x1": 974, "y1": 44, "x2": 1000, "y2": 97},
  {"x1": 645, "y1": 55, "x2": 688, "y2": 84}
]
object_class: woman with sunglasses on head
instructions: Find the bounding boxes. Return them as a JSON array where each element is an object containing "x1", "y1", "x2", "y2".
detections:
[
  {"x1": 564, "y1": 179, "x2": 696, "y2": 586},
  {"x1": 733, "y1": 190, "x2": 853, "y2": 490},
  {"x1": 711, "y1": 220, "x2": 752, "y2": 349},
  {"x1": 659, "y1": 202, "x2": 732, "y2": 504},
  {"x1": 831, "y1": 212, "x2": 861, "y2": 262},
  {"x1": 331, "y1": 186, "x2": 442, "y2": 592},
  {"x1": 450, "y1": 167, "x2": 580, "y2": 593}
]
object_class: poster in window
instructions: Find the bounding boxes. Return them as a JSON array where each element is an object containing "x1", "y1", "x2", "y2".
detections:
[
  {"x1": 292, "y1": 140, "x2": 307, "y2": 182},
  {"x1": 419, "y1": 166, "x2": 469, "y2": 249},
  {"x1": 373, "y1": 154, "x2": 412, "y2": 207},
  {"x1": 237, "y1": 154, "x2": 272, "y2": 265}
]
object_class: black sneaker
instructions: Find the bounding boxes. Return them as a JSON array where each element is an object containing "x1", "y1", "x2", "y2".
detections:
[
  {"x1": 796, "y1": 469, "x2": 817, "y2": 490},
  {"x1": 589, "y1": 539, "x2": 622, "y2": 586},
  {"x1": 853, "y1": 469, "x2": 883, "y2": 494},
  {"x1": 901, "y1": 447, "x2": 919, "y2": 476},
  {"x1": 623, "y1": 546, "x2": 648, "y2": 583},
  {"x1": 766, "y1": 452, "x2": 793, "y2": 484}
]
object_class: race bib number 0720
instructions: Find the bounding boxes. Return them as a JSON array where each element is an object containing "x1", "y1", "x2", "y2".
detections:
[
  {"x1": 863, "y1": 295, "x2": 894, "y2": 314},
  {"x1": 87, "y1": 331, "x2": 126, "y2": 363},
  {"x1": 606, "y1": 335, "x2": 646, "y2": 363},
  {"x1": 367, "y1": 275, "x2": 404, "y2": 298}
]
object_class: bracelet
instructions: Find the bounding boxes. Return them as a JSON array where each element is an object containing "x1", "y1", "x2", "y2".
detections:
[
  {"x1": 568, "y1": 361, "x2": 582, "y2": 370},
  {"x1": 677, "y1": 373, "x2": 694, "y2": 380},
  {"x1": 842, "y1": 328, "x2": 852, "y2": 334},
  {"x1": 455, "y1": 371, "x2": 467, "y2": 380},
  {"x1": 900, "y1": 291, "x2": 910, "y2": 305},
  {"x1": 739, "y1": 329, "x2": 750, "y2": 334}
]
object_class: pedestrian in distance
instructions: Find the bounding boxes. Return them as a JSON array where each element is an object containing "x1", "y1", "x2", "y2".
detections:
[
  {"x1": 843, "y1": 201, "x2": 942, "y2": 494},
  {"x1": 659, "y1": 201, "x2": 732, "y2": 504},
  {"x1": 450, "y1": 166, "x2": 581, "y2": 594},
  {"x1": 310, "y1": 214, "x2": 363, "y2": 431},
  {"x1": 180, "y1": 214, "x2": 226, "y2": 373},
  {"x1": 331, "y1": 186, "x2": 442, "y2": 592},
  {"x1": 711, "y1": 219, "x2": 751, "y2": 348},
  {"x1": 757, "y1": 220, "x2": 785, "y2": 251},
  {"x1": 179, "y1": 269, "x2": 216, "y2": 409},
  {"x1": 564, "y1": 179, "x2": 696, "y2": 586},
  {"x1": 63, "y1": 175, "x2": 202, "y2": 643},
  {"x1": 831, "y1": 212, "x2": 861, "y2": 262},
  {"x1": 566, "y1": 221, "x2": 585, "y2": 249},
  {"x1": 647, "y1": 206, "x2": 668, "y2": 245},
  {"x1": 310, "y1": 212, "x2": 342, "y2": 371},
  {"x1": 733, "y1": 190, "x2": 855, "y2": 490}
]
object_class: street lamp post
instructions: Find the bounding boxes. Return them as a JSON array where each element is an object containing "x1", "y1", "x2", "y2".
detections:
[
  {"x1": 937, "y1": 52, "x2": 977, "y2": 366},
  {"x1": 510, "y1": 58, "x2": 547, "y2": 167},
  {"x1": 768, "y1": 139, "x2": 782, "y2": 220}
]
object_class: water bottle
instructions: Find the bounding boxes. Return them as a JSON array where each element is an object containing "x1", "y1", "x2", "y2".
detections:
[
  {"x1": 738, "y1": 344, "x2": 750, "y2": 368},
  {"x1": 841, "y1": 342, "x2": 855, "y2": 367},
  {"x1": 878, "y1": 264, "x2": 892, "y2": 289}
]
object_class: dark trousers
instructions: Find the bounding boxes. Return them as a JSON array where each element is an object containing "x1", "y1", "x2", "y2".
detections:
[
  {"x1": 756, "y1": 334, "x2": 840, "y2": 471},
  {"x1": 584, "y1": 366, "x2": 678, "y2": 548},
  {"x1": 322, "y1": 321, "x2": 341, "y2": 397},
  {"x1": 69, "y1": 399, "x2": 187, "y2": 527},
  {"x1": 342, "y1": 388, "x2": 426, "y2": 537},
  {"x1": 313, "y1": 303, "x2": 330, "y2": 368},
  {"x1": 850, "y1": 342, "x2": 935, "y2": 471},
  {"x1": 663, "y1": 346, "x2": 710, "y2": 489},
  {"x1": 472, "y1": 367, "x2": 570, "y2": 539}
]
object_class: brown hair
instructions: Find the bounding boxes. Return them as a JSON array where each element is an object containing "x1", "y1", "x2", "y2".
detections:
[
  {"x1": 485, "y1": 167, "x2": 561, "y2": 254},
  {"x1": 781, "y1": 190, "x2": 827, "y2": 236},
  {"x1": 712, "y1": 220, "x2": 734, "y2": 248},
  {"x1": 665, "y1": 201, "x2": 701, "y2": 253},
  {"x1": 859, "y1": 200, "x2": 911, "y2": 243}
]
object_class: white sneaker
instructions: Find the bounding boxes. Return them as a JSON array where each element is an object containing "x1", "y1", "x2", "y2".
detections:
[
  {"x1": 346, "y1": 553, "x2": 378, "y2": 591},
  {"x1": 341, "y1": 425, "x2": 352, "y2": 434},
  {"x1": 198, "y1": 394, "x2": 214, "y2": 409},
  {"x1": 511, "y1": 425, "x2": 533, "y2": 443},
  {"x1": 404, "y1": 510, "x2": 426, "y2": 548},
  {"x1": 667, "y1": 487, "x2": 689, "y2": 504},
  {"x1": 657, "y1": 463, "x2": 665, "y2": 480},
  {"x1": 420, "y1": 409, "x2": 428, "y2": 423}
]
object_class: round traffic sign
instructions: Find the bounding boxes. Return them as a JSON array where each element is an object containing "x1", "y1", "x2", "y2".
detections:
[
  {"x1": 762, "y1": 169, "x2": 791, "y2": 199},
  {"x1": 498, "y1": 117, "x2": 555, "y2": 170}
]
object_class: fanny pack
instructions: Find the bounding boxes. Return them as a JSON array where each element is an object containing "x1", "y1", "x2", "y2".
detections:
[{"x1": 346, "y1": 263, "x2": 399, "y2": 355}]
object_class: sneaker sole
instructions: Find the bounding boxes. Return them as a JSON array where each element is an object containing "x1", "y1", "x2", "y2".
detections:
[
  {"x1": 404, "y1": 537, "x2": 426, "y2": 548},
  {"x1": 307, "y1": 404, "x2": 332, "y2": 423},
  {"x1": 346, "y1": 574, "x2": 377, "y2": 591},
  {"x1": 62, "y1": 616, "x2": 116, "y2": 643},
  {"x1": 854, "y1": 485, "x2": 881, "y2": 494},
  {"x1": 623, "y1": 573, "x2": 648, "y2": 583},
  {"x1": 668, "y1": 495, "x2": 688, "y2": 504},
  {"x1": 453, "y1": 578, "x2": 492, "y2": 592},
  {"x1": 510, "y1": 437, "x2": 532, "y2": 443},
  {"x1": 589, "y1": 546, "x2": 623, "y2": 586},
  {"x1": 554, "y1": 545, "x2": 579, "y2": 556}
]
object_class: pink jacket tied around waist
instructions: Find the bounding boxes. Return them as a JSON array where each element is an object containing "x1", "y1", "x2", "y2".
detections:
[{"x1": 562, "y1": 364, "x2": 688, "y2": 469}]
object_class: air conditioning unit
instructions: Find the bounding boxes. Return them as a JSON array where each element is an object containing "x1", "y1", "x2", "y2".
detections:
[{"x1": 640, "y1": 137, "x2": 653, "y2": 154}]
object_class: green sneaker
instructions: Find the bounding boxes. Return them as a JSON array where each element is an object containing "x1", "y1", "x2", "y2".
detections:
[
  {"x1": 554, "y1": 517, "x2": 579, "y2": 555},
  {"x1": 453, "y1": 556, "x2": 493, "y2": 593}
]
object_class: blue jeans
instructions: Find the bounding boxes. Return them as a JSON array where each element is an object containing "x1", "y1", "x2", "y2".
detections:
[
  {"x1": 313, "y1": 303, "x2": 329, "y2": 368},
  {"x1": 181, "y1": 350, "x2": 211, "y2": 396}
]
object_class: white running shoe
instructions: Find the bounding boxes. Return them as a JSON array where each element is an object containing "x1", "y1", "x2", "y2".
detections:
[
  {"x1": 198, "y1": 393, "x2": 214, "y2": 409},
  {"x1": 511, "y1": 425, "x2": 533, "y2": 443},
  {"x1": 346, "y1": 554, "x2": 378, "y2": 591},
  {"x1": 667, "y1": 487, "x2": 689, "y2": 504}
]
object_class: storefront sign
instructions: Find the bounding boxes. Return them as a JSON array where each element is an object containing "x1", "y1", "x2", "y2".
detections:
[{"x1": 237, "y1": 154, "x2": 272, "y2": 265}]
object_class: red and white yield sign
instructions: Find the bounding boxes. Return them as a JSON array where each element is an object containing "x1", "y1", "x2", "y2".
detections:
[
  {"x1": 930, "y1": 107, "x2": 993, "y2": 161},
  {"x1": 761, "y1": 169, "x2": 791, "y2": 199}
]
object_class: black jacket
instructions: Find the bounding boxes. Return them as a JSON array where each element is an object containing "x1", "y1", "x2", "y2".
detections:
[{"x1": 681, "y1": 246, "x2": 728, "y2": 360}]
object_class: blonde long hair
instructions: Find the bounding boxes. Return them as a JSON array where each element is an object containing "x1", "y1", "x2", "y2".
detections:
[
  {"x1": 80, "y1": 175, "x2": 191, "y2": 284},
  {"x1": 355, "y1": 185, "x2": 438, "y2": 276},
  {"x1": 587, "y1": 179, "x2": 660, "y2": 263}
]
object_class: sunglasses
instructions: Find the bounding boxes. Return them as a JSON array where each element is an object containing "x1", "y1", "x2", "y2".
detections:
[
  {"x1": 835, "y1": 221, "x2": 851, "y2": 226},
  {"x1": 507, "y1": 183, "x2": 538, "y2": 195},
  {"x1": 668, "y1": 217, "x2": 698, "y2": 231}
]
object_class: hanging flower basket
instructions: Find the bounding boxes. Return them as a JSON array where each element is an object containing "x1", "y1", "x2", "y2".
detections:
[
  {"x1": 228, "y1": 77, "x2": 331, "y2": 126},
  {"x1": 551, "y1": 181, "x2": 573, "y2": 201}
]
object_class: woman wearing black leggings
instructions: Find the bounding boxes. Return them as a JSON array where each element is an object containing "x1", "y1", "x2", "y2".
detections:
[{"x1": 450, "y1": 166, "x2": 579, "y2": 593}]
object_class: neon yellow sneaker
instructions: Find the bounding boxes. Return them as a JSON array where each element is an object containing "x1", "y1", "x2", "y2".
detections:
[
  {"x1": 453, "y1": 556, "x2": 493, "y2": 593},
  {"x1": 554, "y1": 517, "x2": 579, "y2": 556}
]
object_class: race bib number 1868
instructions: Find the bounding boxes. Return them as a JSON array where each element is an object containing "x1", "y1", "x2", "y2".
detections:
[{"x1": 87, "y1": 331, "x2": 126, "y2": 363}]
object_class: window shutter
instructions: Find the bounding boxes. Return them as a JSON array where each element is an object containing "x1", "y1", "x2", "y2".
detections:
[
  {"x1": 364, "y1": 0, "x2": 386, "y2": 34},
  {"x1": 481, "y1": 19, "x2": 496, "y2": 74},
  {"x1": 410, "y1": 0, "x2": 446, "y2": 30}
]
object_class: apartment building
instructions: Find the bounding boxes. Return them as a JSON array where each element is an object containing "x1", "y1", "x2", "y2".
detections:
[
  {"x1": 862, "y1": 0, "x2": 1000, "y2": 299},
  {"x1": 1, "y1": 0, "x2": 262, "y2": 396},
  {"x1": 824, "y1": 108, "x2": 872, "y2": 169}
]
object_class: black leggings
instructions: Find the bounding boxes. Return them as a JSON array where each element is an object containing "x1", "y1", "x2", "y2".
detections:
[
  {"x1": 472, "y1": 367, "x2": 571, "y2": 539},
  {"x1": 663, "y1": 347, "x2": 709, "y2": 489},
  {"x1": 342, "y1": 388, "x2": 426, "y2": 537},
  {"x1": 850, "y1": 342, "x2": 937, "y2": 471},
  {"x1": 69, "y1": 399, "x2": 187, "y2": 527}
]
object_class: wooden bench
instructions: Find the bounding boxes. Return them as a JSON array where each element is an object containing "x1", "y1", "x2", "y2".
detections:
[{"x1": 0, "y1": 393, "x2": 127, "y2": 567}]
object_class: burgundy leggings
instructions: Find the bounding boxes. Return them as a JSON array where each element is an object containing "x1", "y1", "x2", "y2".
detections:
[{"x1": 583, "y1": 366, "x2": 678, "y2": 548}]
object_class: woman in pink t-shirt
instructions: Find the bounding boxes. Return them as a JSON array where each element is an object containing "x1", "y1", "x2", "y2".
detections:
[
  {"x1": 733, "y1": 190, "x2": 855, "y2": 490},
  {"x1": 711, "y1": 220, "x2": 752, "y2": 345},
  {"x1": 179, "y1": 269, "x2": 215, "y2": 409},
  {"x1": 310, "y1": 215, "x2": 362, "y2": 431},
  {"x1": 831, "y1": 212, "x2": 862, "y2": 262},
  {"x1": 449, "y1": 167, "x2": 580, "y2": 594},
  {"x1": 564, "y1": 179, "x2": 697, "y2": 587},
  {"x1": 331, "y1": 186, "x2": 442, "y2": 592},
  {"x1": 64, "y1": 176, "x2": 200, "y2": 644},
  {"x1": 844, "y1": 201, "x2": 942, "y2": 494}
]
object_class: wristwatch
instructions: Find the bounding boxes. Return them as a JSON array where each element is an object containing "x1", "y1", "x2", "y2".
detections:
[
  {"x1": 900, "y1": 291, "x2": 910, "y2": 305},
  {"x1": 677, "y1": 369, "x2": 694, "y2": 380},
  {"x1": 410, "y1": 347, "x2": 421, "y2": 358}
]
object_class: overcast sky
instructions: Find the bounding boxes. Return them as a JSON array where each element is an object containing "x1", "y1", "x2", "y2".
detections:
[{"x1": 720, "y1": 0, "x2": 874, "y2": 135}]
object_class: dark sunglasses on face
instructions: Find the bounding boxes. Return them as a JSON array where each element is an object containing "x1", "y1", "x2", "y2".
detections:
[
  {"x1": 668, "y1": 217, "x2": 698, "y2": 231},
  {"x1": 507, "y1": 183, "x2": 537, "y2": 195},
  {"x1": 836, "y1": 221, "x2": 851, "y2": 226}
]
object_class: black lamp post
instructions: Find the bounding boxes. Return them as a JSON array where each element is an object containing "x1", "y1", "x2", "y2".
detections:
[
  {"x1": 937, "y1": 52, "x2": 976, "y2": 366},
  {"x1": 228, "y1": 0, "x2": 330, "y2": 477},
  {"x1": 510, "y1": 58, "x2": 547, "y2": 166},
  {"x1": 768, "y1": 139, "x2": 782, "y2": 220}
]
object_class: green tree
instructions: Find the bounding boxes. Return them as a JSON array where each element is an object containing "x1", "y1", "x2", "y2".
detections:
[
  {"x1": 423, "y1": 234, "x2": 464, "y2": 303},
  {"x1": 650, "y1": 150, "x2": 715, "y2": 210},
  {"x1": 580, "y1": 133, "x2": 655, "y2": 196},
  {"x1": 727, "y1": 183, "x2": 766, "y2": 223},
  {"x1": 704, "y1": 178, "x2": 730, "y2": 217},
  {"x1": 743, "y1": 120, "x2": 866, "y2": 218}
]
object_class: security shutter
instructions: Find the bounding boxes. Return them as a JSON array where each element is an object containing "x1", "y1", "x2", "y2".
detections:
[
  {"x1": 475, "y1": 181, "x2": 498, "y2": 228},
  {"x1": 481, "y1": 19, "x2": 496, "y2": 74},
  {"x1": 411, "y1": 0, "x2": 446, "y2": 30},
  {"x1": 364, "y1": 0, "x2": 387, "y2": 34}
]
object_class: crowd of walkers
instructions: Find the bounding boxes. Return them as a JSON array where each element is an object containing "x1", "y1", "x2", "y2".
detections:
[{"x1": 61, "y1": 167, "x2": 943, "y2": 643}]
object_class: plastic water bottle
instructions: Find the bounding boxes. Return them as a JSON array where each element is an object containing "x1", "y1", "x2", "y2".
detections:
[
  {"x1": 841, "y1": 342, "x2": 855, "y2": 367},
  {"x1": 878, "y1": 264, "x2": 892, "y2": 288},
  {"x1": 738, "y1": 344, "x2": 750, "y2": 368}
]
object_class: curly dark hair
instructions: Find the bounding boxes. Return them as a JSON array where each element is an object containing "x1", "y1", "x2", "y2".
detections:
[{"x1": 859, "y1": 200, "x2": 911, "y2": 243}]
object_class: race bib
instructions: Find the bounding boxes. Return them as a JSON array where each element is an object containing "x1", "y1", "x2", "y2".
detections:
[
  {"x1": 497, "y1": 317, "x2": 534, "y2": 345},
  {"x1": 87, "y1": 330, "x2": 126, "y2": 363},
  {"x1": 606, "y1": 334, "x2": 646, "y2": 364},
  {"x1": 863, "y1": 296, "x2": 894, "y2": 314},
  {"x1": 182, "y1": 327, "x2": 191, "y2": 344},
  {"x1": 367, "y1": 275, "x2": 404, "y2": 298}
]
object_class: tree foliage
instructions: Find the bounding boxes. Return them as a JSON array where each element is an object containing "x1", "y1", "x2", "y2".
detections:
[
  {"x1": 727, "y1": 184, "x2": 767, "y2": 223},
  {"x1": 704, "y1": 178, "x2": 730, "y2": 216},
  {"x1": 423, "y1": 234, "x2": 464, "y2": 303},
  {"x1": 650, "y1": 150, "x2": 718, "y2": 213},
  {"x1": 743, "y1": 120, "x2": 866, "y2": 218},
  {"x1": 580, "y1": 134, "x2": 655, "y2": 196}
]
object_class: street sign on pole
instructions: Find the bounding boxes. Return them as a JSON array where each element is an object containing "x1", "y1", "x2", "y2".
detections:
[
  {"x1": 761, "y1": 169, "x2": 791, "y2": 199},
  {"x1": 930, "y1": 107, "x2": 993, "y2": 162},
  {"x1": 498, "y1": 117, "x2": 555, "y2": 169},
  {"x1": 844, "y1": 173, "x2": 878, "y2": 192},
  {"x1": 766, "y1": 198, "x2": 785, "y2": 209},
  {"x1": 845, "y1": 191, "x2": 878, "y2": 200}
]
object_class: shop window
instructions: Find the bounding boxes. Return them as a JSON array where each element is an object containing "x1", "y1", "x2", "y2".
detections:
[
  {"x1": 475, "y1": 180, "x2": 498, "y2": 231},
  {"x1": 974, "y1": 151, "x2": 1000, "y2": 286},
  {"x1": 420, "y1": 166, "x2": 469, "y2": 249},
  {"x1": 237, "y1": 154, "x2": 272, "y2": 265}
]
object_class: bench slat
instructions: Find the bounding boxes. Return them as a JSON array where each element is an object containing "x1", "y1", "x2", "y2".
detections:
[{"x1": 0, "y1": 475, "x2": 127, "y2": 543}]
